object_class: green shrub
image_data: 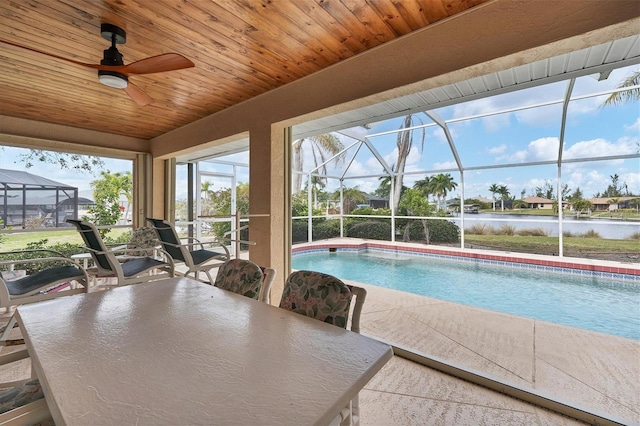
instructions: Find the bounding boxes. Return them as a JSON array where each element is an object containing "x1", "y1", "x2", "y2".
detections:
[
  {"x1": 0, "y1": 239, "x2": 84, "y2": 275},
  {"x1": 103, "y1": 230, "x2": 134, "y2": 245},
  {"x1": 292, "y1": 220, "x2": 310, "y2": 243},
  {"x1": 428, "y1": 220, "x2": 459, "y2": 243},
  {"x1": 629, "y1": 232, "x2": 640, "y2": 240},
  {"x1": 406, "y1": 219, "x2": 460, "y2": 243},
  {"x1": 347, "y1": 221, "x2": 391, "y2": 240},
  {"x1": 313, "y1": 219, "x2": 341, "y2": 240},
  {"x1": 345, "y1": 207, "x2": 391, "y2": 229}
]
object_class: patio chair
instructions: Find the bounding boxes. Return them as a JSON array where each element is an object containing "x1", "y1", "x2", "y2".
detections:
[
  {"x1": 279, "y1": 270, "x2": 367, "y2": 426},
  {"x1": 126, "y1": 226, "x2": 159, "y2": 257},
  {"x1": 0, "y1": 249, "x2": 89, "y2": 344},
  {"x1": 0, "y1": 348, "x2": 52, "y2": 425},
  {"x1": 259, "y1": 266, "x2": 276, "y2": 304},
  {"x1": 67, "y1": 219, "x2": 174, "y2": 287},
  {"x1": 146, "y1": 218, "x2": 230, "y2": 283},
  {"x1": 213, "y1": 259, "x2": 275, "y2": 303}
]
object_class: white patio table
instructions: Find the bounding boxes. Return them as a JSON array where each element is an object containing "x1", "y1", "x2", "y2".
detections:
[{"x1": 16, "y1": 277, "x2": 393, "y2": 425}]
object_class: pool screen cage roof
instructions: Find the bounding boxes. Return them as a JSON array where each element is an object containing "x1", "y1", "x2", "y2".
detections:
[
  {"x1": 285, "y1": 34, "x2": 640, "y2": 255},
  {"x1": 0, "y1": 168, "x2": 81, "y2": 229},
  {"x1": 189, "y1": 34, "x2": 639, "y2": 257}
]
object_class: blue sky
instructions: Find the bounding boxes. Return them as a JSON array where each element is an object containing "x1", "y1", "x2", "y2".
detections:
[
  {"x1": 0, "y1": 150, "x2": 132, "y2": 201},
  {"x1": 1, "y1": 65, "x2": 638, "y2": 202},
  {"x1": 298, "y1": 64, "x2": 639, "y2": 200}
]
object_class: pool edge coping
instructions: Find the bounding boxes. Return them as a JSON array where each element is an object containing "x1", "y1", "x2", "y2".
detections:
[{"x1": 292, "y1": 239, "x2": 640, "y2": 282}]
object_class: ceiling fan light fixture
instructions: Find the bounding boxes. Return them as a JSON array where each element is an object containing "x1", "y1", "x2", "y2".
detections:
[{"x1": 98, "y1": 70, "x2": 128, "y2": 89}]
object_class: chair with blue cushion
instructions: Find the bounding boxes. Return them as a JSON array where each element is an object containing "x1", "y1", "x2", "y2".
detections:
[
  {"x1": 0, "y1": 249, "x2": 89, "y2": 344},
  {"x1": 146, "y1": 218, "x2": 230, "y2": 283},
  {"x1": 214, "y1": 259, "x2": 275, "y2": 303},
  {"x1": 280, "y1": 270, "x2": 367, "y2": 425},
  {"x1": 67, "y1": 219, "x2": 174, "y2": 287}
]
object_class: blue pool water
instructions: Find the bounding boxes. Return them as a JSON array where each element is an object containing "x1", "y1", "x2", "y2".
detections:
[{"x1": 292, "y1": 251, "x2": 640, "y2": 340}]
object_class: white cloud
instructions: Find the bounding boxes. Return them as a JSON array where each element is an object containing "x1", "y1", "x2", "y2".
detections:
[
  {"x1": 500, "y1": 137, "x2": 558, "y2": 163},
  {"x1": 433, "y1": 160, "x2": 457, "y2": 170},
  {"x1": 488, "y1": 144, "x2": 507, "y2": 155},
  {"x1": 625, "y1": 117, "x2": 640, "y2": 133},
  {"x1": 514, "y1": 104, "x2": 563, "y2": 127},
  {"x1": 564, "y1": 137, "x2": 637, "y2": 160}
]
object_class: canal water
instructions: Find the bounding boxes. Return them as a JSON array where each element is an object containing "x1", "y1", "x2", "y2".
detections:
[{"x1": 452, "y1": 213, "x2": 639, "y2": 240}]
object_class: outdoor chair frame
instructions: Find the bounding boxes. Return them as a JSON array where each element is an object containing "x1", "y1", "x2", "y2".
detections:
[
  {"x1": 146, "y1": 218, "x2": 230, "y2": 283},
  {"x1": 280, "y1": 270, "x2": 367, "y2": 426},
  {"x1": 67, "y1": 219, "x2": 174, "y2": 287},
  {"x1": 0, "y1": 249, "x2": 89, "y2": 344}
]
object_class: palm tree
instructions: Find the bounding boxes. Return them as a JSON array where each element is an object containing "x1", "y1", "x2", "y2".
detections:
[
  {"x1": 333, "y1": 186, "x2": 367, "y2": 214},
  {"x1": 413, "y1": 176, "x2": 432, "y2": 202},
  {"x1": 200, "y1": 181, "x2": 215, "y2": 216},
  {"x1": 292, "y1": 134, "x2": 344, "y2": 194},
  {"x1": 497, "y1": 184, "x2": 510, "y2": 211},
  {"x1": 308, "y1": 175, "x2": 326, "y2": 209},
  {"x1": 602, "y1": 69, "x2": 640, "y2": 106},
  {"x1": 429, "y1": 173, "x2": 458, "y2": 211},
  {"x1": 488, "y1": 183, "x2": 500, "y2": 211},
  {"x1": 392, "y1": 115, "x2": 425, "y2": 212},
  {"x1": 375, "y1": 165, "x2": 395, "y2": 198}
]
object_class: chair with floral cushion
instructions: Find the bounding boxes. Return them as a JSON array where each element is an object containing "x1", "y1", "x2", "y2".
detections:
[
  {"x1": 259, "y1": 266, "x2": 276, "y2": 304},
  {"x1": 214, "y1": 259, "x2": 275, "y2": 303},
  {"x1": 126, "y1": 226, "x2": 159, "y2": 257},
  {"x1": 0, "y1": 348, "x2": 52, "y2": 425},
  {"x1": 279, "y1": 270, "x2": 367, "y2": 426}
]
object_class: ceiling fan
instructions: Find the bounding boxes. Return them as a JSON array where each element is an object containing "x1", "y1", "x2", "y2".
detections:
[{"x1": 0, "y1": 23, "x2": 194, "y2": 106}]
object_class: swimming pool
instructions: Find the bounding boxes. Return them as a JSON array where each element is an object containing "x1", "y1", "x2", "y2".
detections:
[{"x1": 292, "y1": 251, "x2": 640, "y2": 340}]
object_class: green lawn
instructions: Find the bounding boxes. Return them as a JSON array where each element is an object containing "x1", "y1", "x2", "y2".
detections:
[
  {"x1": 464, "y1": 234, "x2": 639, "y2": 255},
  {"x1": 2, "y1": 227, "x2": 638, "y2": 258},
  {"x1": 0, "y1": 228, "x2": 131, "y2": 252}
]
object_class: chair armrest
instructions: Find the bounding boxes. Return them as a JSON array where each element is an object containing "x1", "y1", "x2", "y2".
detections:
[
  {"x1": 222, "y1": 225, "x2": 257, "y2": 246},
  {"x1": 104, "y1": 243, "x2": 129, "y2": 250},
  {"x1": 0, "y1": 256, "x2": 84, "y2": 269},
  {"x1": 180, "y1": 237, "x2": 205, "y2": 250},
  {"x1": 0, "y1": 249, "x2": 68, "y2": 258}
]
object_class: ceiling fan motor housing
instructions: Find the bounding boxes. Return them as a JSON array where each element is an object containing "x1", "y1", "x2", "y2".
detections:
[{"x1": 98, "y1": 23, "x2": 128, "y2": 88}]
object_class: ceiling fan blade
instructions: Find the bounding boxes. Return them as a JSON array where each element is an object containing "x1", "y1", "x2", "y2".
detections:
[
  {"x1": 122, "y1": 53, "x2": 195, "y2": 75},
  {"x1": 0, "y1": 39, "x2": 100, "y2": 69},
  {"x1": 124, "y1": 82, "x2": 153, "y2": 106}
]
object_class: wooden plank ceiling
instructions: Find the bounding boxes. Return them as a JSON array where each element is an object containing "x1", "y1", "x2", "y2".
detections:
[{"x1": 0, "y1": 0, "x2": 488, "y2": 141}]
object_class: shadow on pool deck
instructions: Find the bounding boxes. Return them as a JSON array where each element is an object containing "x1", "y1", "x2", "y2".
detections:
[
  {"x1": 296, "y1": 239, "x2": 639, "y2": 425},
  {"x1": 354, "y1": 282, "x2": 639, "y2": 425}
]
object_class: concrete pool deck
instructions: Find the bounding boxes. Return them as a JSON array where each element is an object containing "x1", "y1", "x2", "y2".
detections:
[
  {"x1": 296, "y1": 239, "x2": 640, "y2": 425},
  {"x1": 1, "y1": 241, "x2": 637, "y2": 425}
]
